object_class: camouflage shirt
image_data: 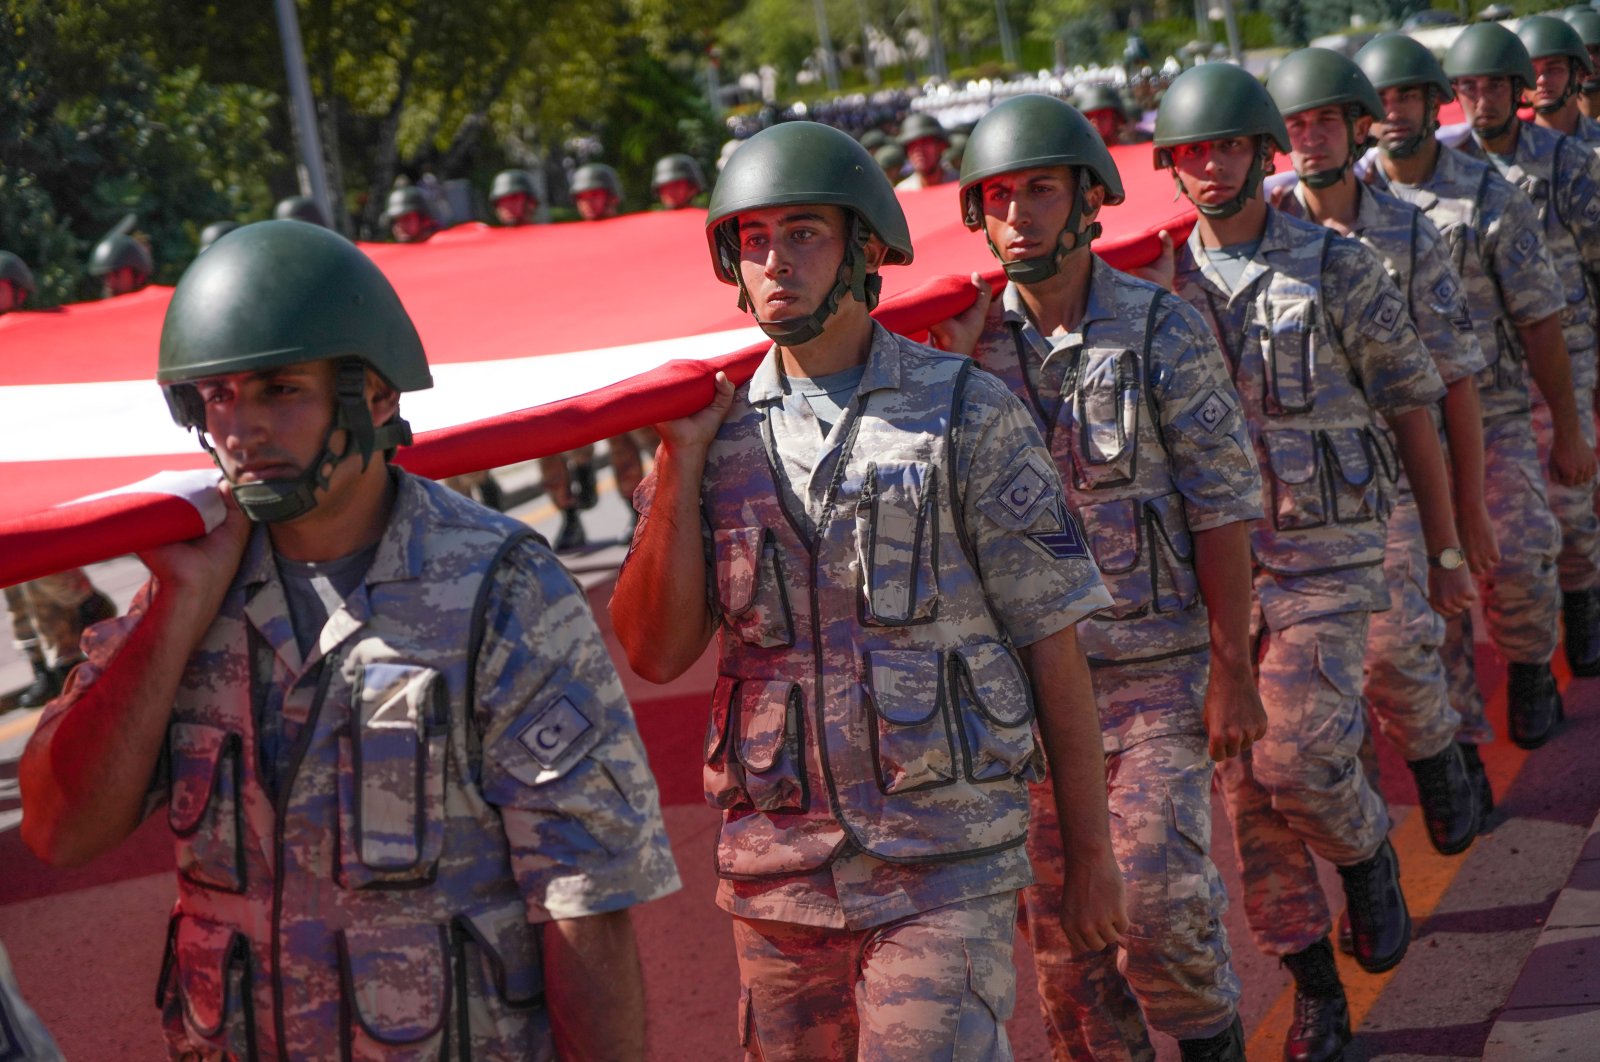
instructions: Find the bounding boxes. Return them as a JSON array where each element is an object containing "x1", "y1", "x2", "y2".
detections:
[
  {"x1": 1173, "y1": 207, "x2": 1447, "y2": 630},
  {"x1": 1367, "y1": 143, "x2": 1567, "y2": 421},
  {"x1": 48, "y1": 472, "x2": 680, "y2": 1059}
]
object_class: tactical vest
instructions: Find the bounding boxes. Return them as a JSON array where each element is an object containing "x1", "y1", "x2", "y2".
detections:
[
  {"x1": 701, "y1": 346, "x2": 1039, "y2": 880},
  {"x1": 155, "y1": 477, "x2": 547, "y2": 1061},
  {"x1": 1453, "y1": 165, "x2": 1534, "y2": 414},
  {"x1": 1184, "y1": 227, "x2": 1393, "y2": 581},
  {"x1": 973, "y1": 288, "x2": 1206, "y2": 666}
]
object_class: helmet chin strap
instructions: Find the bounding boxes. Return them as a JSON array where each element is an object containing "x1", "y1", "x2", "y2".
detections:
[
  {"x1": 189, "y1": 360, "x2": 413, "y2": 524},
  {"x1": 1384, "y1": 88, "x2": 1442, "y2": 159},
  {"x1": 1171, "y1": 140, "x2": 1271, "y2": 219},
  {"x1": 720, "y1": 215, "x2": 882, "y2": 348},
  {"x1": 1533, "y1": 61, "x2": 1580, "y2": 115},
  {"x1": 1299, "y1": 106, "x2": 1366, "y2": 189},
  {"x1": 981, "y1": 172, "x2": 1100, "y2": 285},
  {"x1": 1476, "y1": 81, "x2": 1522, "y2": 142}
]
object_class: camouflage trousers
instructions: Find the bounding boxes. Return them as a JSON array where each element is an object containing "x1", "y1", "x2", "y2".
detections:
[
  {"x1": 1362, "y1": 492, "x2": 1459, "y2": 762},
  {"x1": 1531, "y1": 385, "x2": 1600, "y2": 592},
  {"x1": 1444, "y1": 413, "x2": 1563, "y2": 745},
  {"x1": 1021, "y1": 710, "x2": 1239, "y2": 1059},
  {"x1": 731, "y1": 891, "x2": 1017, "y2": 1062},
  {"x1": 1217, "y1": 611, "x2": 1390, "y2": 957},
  {"x1": 5, "y1": 570, "x2": 98, "y2": 668},
  {"x1": 537, "y1": 444, "x2": 596, "y2": 510}
]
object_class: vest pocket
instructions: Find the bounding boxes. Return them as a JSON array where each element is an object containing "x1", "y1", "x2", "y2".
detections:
[
  {"x1": 453, "y1": 904, "x2": 545, "y2": 1049},
  {"x1": 337, "y1": 923, "x2": 449, "y2": 1061},
  {"x1": 1070, "y1": 349, "x2": 1141, "y2": 490},
  {"x1": 1263, "y1": 296, "x2": 1318, "y2": 415},
  {"x1": 856, "y1": 462, "x2": 940, "y2": 626},
  {"x1": 950, "y1": 641, "x2": 1039, "y2": 783},
  {"x1": 1078, "y1": 498, "x2": 1146, "y2": 620},
  {"x1": 157, "y1": 912, "x2": 256, "y2": 1056},
  {"x1": 336, "y1": 663, "x2": 447, "y2": 890},
  {"x1": 1147, "y1": 493, "x2": 1200, "y2": 613},
  {"x1": 168, "y1": 722, "x2": 245, "y2": 893},
  {"x1": 1324, "y1": 428, "x2": 1379, "y2": 525},
  {"x1": 713, "y1": 527, "x2": 795, "y2": 647},
  {"x1": 867, "y1": 649, "x2": 957, "y2": 794},
  {"x1": 703, "y1": 677, "x2": 808, "y2": 812},
  {"x1": 1262, "y1": 428, "x2": 1327, "y2": 531}
]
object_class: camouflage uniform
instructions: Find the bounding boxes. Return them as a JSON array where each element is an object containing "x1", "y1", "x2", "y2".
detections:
[
  {"x1": 1173, "y1": 208, "x2": 1447, "y2": 956},
  {"x1": 1574, "y1": 114, "x2": 1600, "y2": 153},
  {"x1": 0, "y1": 940, "x2": 63, "y2": 1061},
  {"x1": 10, "y1": 569, "x2": 103, "y2": 669},
  {"x1": 631, "y1": 323, "x2": 1113, "y2": 1059},
  {"x1": 42, "y1": 472, "x2": 681, "y2": 1059},
  {"x1": 1458, "y1": 121, "x2": 1600, "y2": 596},
  {"x1": 1279, "y1": 181, "x2": 1487, "y2": 762},
  {"x1": 967, "y1": 259, "x2": 1261, "y2": 1057},
  {"x1": 538, "y1": 444, "x2": 597, "y2": 510},
  {"x1": 1368, "y1": 145, "x2": 1567, "y2": 744},
  {"x1": 4, "y1": 584, "x2": 45, "y2": 677}
]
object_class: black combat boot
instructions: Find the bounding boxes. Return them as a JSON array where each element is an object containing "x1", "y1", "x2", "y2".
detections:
[
  {"x1": 15, "y1": 655, "x2": 61, "y2": 708},
  {"x1": 1458, "y1": 742, "x2": 1493, "y2": 821},
  {"x1": 1562, "y1": 589, "x2": 1600, "y2": 676},
  {"x1": 1179, "y1": 1014, "x2": 1246, "y2": 1062},
  {"x1": 477, "y1": 473, "x2": 504, "y2": 512},
  {"x1": 1281, "y1": 939, "x2": 1351, "y2": 1062},
  {"x1": 570, "y1": 462, "x2": 599, "y2": 511},
  {"x1": 1407, "y1": 743, "x2": 1480, "y2": 855},
  {"x1": 1506, "y1": 661, "x2": 1563, "y2": 749},
  {"x1": 1335, "y1": 908, "x2": 1352, "y2": 956},
  {"x1": 553, "y1": 508, "x2": 587, "y2": 553},
  {"x1": 1337, "y1": 838, "x2": 1411, "y2": 973}
]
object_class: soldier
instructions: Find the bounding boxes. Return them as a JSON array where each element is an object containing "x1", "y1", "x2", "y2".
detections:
[
  {"x1": 1267, "y1": 48, "x2": 1485, "y2": 856},
  {"x1": 875, "y1": 142, "x2": 908, "y2": 184},
  {"x1": 273, "y1": 194, "x2": 328, "y2": 227},
  {"x1": 490, "y1": 168, "x2": 540, "y2": 226},
  {"x1": 1446, "y1": 23, "x2": 1600, "y2": 692},
  {"x1": 18, "y1": 220, "x2": 681, "y2": 1059},
  {"x1": 571, "y1": 163, "x2": 623, "y2": 221},
  {"x1": 896, "y1": 113, "x2": 959, "y2": 189},
  {"x1": 0, "y1": 249, "x2": 35, "y2": 314},
  {"x1": 1075, "y1": 84, "x2": 1153, "y2": 146},
  {"x1": 612, "y1": 121, "x2": 1126, "y2": 1059},
  {"x1": 1521, "y1": 15, "x2": 1600, "y2": 149},
  {"x1": 87, "y1": 233, "x2": 152, "y2": 298},
  {"x1": 196, "y1": 220, "x2": 240, "y2": 254},
  {"x1": 1358, "y1": 31, "x2": 1588, "y2": 807},
  {"x1": 1154, "y1": 63, "x2": 1467, "y2": 1062},
  {"x1": 1563, "y1": 8, "x2": 1600, "y2": 122},
  {"x1": 384, "y1": 185, "x2": 436, "y2": 243},
  {"x1": 936, "y1": 93, "x2": 1263, "y2": 1062},
  {"x1": 652, "y1": 153, "x2": 707, "y2": 210}
]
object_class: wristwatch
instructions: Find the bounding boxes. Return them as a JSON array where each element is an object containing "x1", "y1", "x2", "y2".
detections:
[{"x1": 1429, "y1": 547, "x2": 1466, "y2": 571}]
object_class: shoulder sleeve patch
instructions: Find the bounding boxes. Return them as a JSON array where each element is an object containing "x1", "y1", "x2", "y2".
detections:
[
  {"x1": 979, "y1": 449, "x2": 1058, "y2": 530},
  {"x1": 1186, "y1": 388, "x2": 1235, "y2": 434},
  {"x1": 1362, "y1": 288, "x2": 1409, "y2": 342},
  {"x1": 516, "y1": 696, "x2": 595, "y2": 771},
  {"x1": 1508, "y1": 228, "x2": 1539, "y2": 265}
]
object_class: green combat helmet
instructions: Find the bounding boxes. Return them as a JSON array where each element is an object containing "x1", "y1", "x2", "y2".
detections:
[
  {"x1": 1075, "y1": 83, "x2": 1127, "y2": 118},
  {"x1": 273, "y1": 195, "x2": 328, "y2": 227},
  {"x1": 943, "y1": 131, "x2": 968, "y2": 169},
  {"x1": 874, "y1": 143, "x2": 907, "y2": 179},
  {"x1": 859, "y1": 129, "x2": 889, "y2": 152},
  {"x1": 0, "y1": 251, "x2": 38, "y2": 301},
  {"x1": 88, "y1": 233, "x2": 154, "y2": 278},
  {"x1": 1267, "y1": 47, "x2": 1384, "y2": 188},
  {"x1": 197, "y1": 221, "x2": 241, "y2": 254},
  {"x1": 570, "y1": 163, "x2": 622, "y2": 200},
  {"x1": 490, "y1": 168, "x2": 539, "y2": 204},
  {"x1": 958, "y1": 94, "x2": 1126, "y2": 284},
  {"x1": 1356, "y1": 33, "x2": 1455, "y2": 158},
  {"x1": 158, "y1": 221, "x2": 431, "y2": 524},
  {"x1": 1519, "y1": 15, "x2": 1594, "y2": 113},
  {"x1": 651, "y1": 153, "x2": 706, "y2": 194},
  {"x1": 1154, "y1": 62, "x2": 1290, "y2": 218},
  {"x1": 707, "y1": 121, "x2": 913, "y2": 346},
  {"x1": 385, "y1": 186, "x2": 430, "y2": 221},
  {"x1": 1562, "y1": 8, "x2": 1600, "y2": 92},
  {"x1": 896, "y1": 112, "x2": 950, "y2": 147}
]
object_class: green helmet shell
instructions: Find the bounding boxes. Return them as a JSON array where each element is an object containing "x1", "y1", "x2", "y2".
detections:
[
  {"x1": 874, "y1": 143, "x2": 907, "y2": 171},
  {"x1": 1075, "y1": 84, "x2": 1126, "y2": 117},
  {"x1": 1154, "y1": 63, "x2": 1290, "y2": 155},
  {"x1": 88, "y1": 233, "x2": 153, "y2": 277},
  {"x1": 1563, "y1": 8, "x2": 1600, "y2": 50},
  {"x1": 273, "y1": 195, "x2": 327, "y2": 227},
  {"x1": 570, "y1": 163, "x2": 622, "y2": 198},
  {"x1": 1355, "y1": 33, "x2": 1454, "y2": 100},
  {"x1": 157, "y1": 220, "x2": 430, "y2": 391},
  {"x1": 651, "y1": 153, "x2": 706, "y2": 192},
  {"x1": 1267, "y1": 47, "x2": 1384, "y2": 120},
  {"x1": 706, "y1": 121, "x2": 913, "y2": 286},
  {"x1": 198, "y1": 221, "x2": 241, "y2": 253},
  {"x1": 385, "y1": 186, "x2": 429, "y2": 219},
  {"x1": 959, "y1": 93, "x2": 1126, "y2": 225},
  {"x1": 859, "y1": 129, "x2": 888, "y2": 152},
  {"x1": 1519, "y1": 14, "x2": 1594, "y2": 73},
  {"x1": 896, "y1": 113, "x2": 949, "y2": 147},
  {"x1": 0, "y1": 251, "x2": 37, "y2": 297},
  {"x1": 490, "y1": 169, "x2": 538, "y2": 203},
  {"x1": 1444, "y1": 22, "x2": 1536, "y2": 85}
]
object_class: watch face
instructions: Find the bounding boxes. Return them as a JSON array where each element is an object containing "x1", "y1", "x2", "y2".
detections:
[{"x1": 1438, "y1": 547, "x2": 1465, "y2": 570}]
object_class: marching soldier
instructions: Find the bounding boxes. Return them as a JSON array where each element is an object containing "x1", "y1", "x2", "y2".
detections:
[
  {"x1": 896, "y1": 113, "x2": 959, "y2": 189},
  {"x1": 1075, "y1": 84, "x2": 1153, "y2": 146},
  {"x1": 1562, "y1": 7, "x2": 1600, "y2": 123},
  {"x1": 613, "y1": 121, "x2": 1125, "y2": 1059},
  {"x1": 1521, "y1": 15, "x2": 1600, "y2": 150},
  {"x1": 384, "y1": 185, "x2": 436, "y2": 243},
  {"x1": 651, "y1": 153, "x2": 707, "y2": 210},
  {"x1": 875, "y1": 143, "x2": 908, "y2": 184},
  {"x1": 1446, "y1": 22, "x2": 1600, "y2": 694},
  {"x1": 88, "y1": 233, "x2": 152, "y2": 298},
  {"x1": 489, "y1": 168, "x2": 541, "y2": 226},
  {"x1": 1154, "y1": 63, "x2": 1465, "y2": 1062},
  {"x1": 0, "y1": 249, "x2": 35, "y2": 314},
  {"x1": 1267, "y1": 47, "x2": 1485, "y2": 855},
  {"x1": 937, "y1": 93, "x2": 1263, "y2": 1062},
  {"x1": 571, "y1": 163, "x2": 623, "y2": 221}
]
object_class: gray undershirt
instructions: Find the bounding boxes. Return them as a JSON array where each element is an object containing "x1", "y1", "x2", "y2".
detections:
[
  {"x1": 767, "y1": 363, "x2": 867, "y2": 540},
  {"x1": 1205, "y1": 239, "x2": 1263, "y2": 294},
  {"x1": 1487, "y1": 151, "x2": 1516, "y2": 177}
]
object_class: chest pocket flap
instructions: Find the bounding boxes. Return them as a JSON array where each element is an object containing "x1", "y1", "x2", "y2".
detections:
[
  {"x1": 858, "y1": 461, "x2": 940, "y2": 626},
  {"x1": 345, "y1": 662, "x2": 448, "y2": 879},
  {"x1": 168, "y1": 722, "x2": 245, "y2": 893},
  {"x1": 1262, "y1": 428, "x2": 1327, "y2": 531},
  {"x1": 1260, "y1": 279, "x2": 1320, "y2": 416},
  {"x1": 338, "y1": 922, "x2": 449, "y2": 1052},
  {"x1": 713, "y1": 526, "x2": 794, "y2": 647}
]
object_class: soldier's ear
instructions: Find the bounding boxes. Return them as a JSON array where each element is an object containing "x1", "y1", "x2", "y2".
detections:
[
  {"x1": 862, "y1": 234, "x2": 889, "y2": 273},
  {"x1": 366, "y1": 368, "x2": 401, "y2": 426},
  {"x1": 1081, "y1": 181, "x2": 1108, "y2": 222}
]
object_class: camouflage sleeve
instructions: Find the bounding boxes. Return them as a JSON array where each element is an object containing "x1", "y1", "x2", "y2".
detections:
[
  {"x1": 1408, "y1": 212, "x2": 1488, "y2": 383},
  {"x1": 1149, "y1": 296, "x2": 1264, "y2": 532},
  {"x1": 473, "y1": 539, "x2": 682, "y2": 924},
  {"x1": 1491, "y1": 180, "x2": 1568, "y2": 327},
  {"x1": 1325, "y1": 237, "x2": 1447, "y2": 416},
  {"x1": 1557, "y1": 142, "x2": 1600, "y2": 275},
  {"x1": 953, "y1": 370, "x2": 1114, "y2": 647}
]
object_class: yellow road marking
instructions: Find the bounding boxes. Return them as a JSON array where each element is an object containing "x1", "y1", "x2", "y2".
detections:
[
  {"x1": 0, "y1": 707, "x2": 43, "y2": 744},
  {"x1": 1244, "y1": 660, "x2": 1555, "y2": 1060},
  {"x1": 518, "y1": 472, "x2": 616, "y2": 529}
]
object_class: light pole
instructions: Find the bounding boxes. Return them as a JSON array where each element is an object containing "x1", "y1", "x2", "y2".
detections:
[
  {"x1": 996, "y1": 0, "x2": 1019, "y2": 69},
  {"x1": 813, "y1": 0, "x2": 842, "y2": 92},
  {"x1": 271, "y1": 0, "x2": 336, "y2": 230}
]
